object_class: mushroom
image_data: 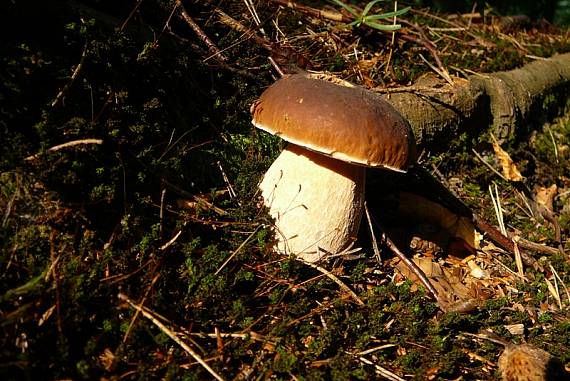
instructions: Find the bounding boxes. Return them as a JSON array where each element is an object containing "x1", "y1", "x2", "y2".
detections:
[{"x1": 251, "y1": 74, "x2": 415, "y2": 262}]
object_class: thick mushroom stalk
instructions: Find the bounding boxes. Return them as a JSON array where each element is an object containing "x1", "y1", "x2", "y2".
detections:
[{"x1": 260, "y1": 144, "x2": 365, "y2": 262}]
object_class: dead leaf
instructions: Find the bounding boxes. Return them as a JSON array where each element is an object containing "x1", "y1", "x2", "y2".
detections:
[
  {"x1": 467, "y1": 259, "x2": 490, "y2": 279},
  {"x1": 491, "y1": 134, "x2": 524, "y2": 182},
  {"x1": 394, "y1": 257, "x2": 472, "y2": 301},
  {"x1": 534, "y1": 184, "x2": 557, "y2": 212}
]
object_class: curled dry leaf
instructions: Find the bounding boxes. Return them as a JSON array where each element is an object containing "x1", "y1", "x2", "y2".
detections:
[{"x1": 491, "y1": 134, "x2": 524, "y2": 182}]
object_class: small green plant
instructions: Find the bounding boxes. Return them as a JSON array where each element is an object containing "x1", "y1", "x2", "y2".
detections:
[{"x1": 331, "y1": 0, "x2": 410, "y2": 31}]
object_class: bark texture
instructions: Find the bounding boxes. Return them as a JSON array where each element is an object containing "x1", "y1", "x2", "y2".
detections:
[{"x1": 381, "y1": 53, "x2": 570, "y2": 151}]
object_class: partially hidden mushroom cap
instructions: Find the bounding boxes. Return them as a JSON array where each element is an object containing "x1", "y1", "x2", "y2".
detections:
[{"x1": 251, "y1": 74, "x2": 416, "y2": 172}]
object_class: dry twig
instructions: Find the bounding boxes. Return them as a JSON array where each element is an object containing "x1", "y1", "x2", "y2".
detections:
[
  {"x1": 118, "y1": 293, "x2": 226, "y2": 381},
  {"x1": 176, "y1": 0, "x2": 227, "y2": 61},
  {"x1": 51, "y1": 42, "x2": 88, "y2": 107},
  {"x1": 296, "y1": 258, "x2": 365, "y2": 306}
]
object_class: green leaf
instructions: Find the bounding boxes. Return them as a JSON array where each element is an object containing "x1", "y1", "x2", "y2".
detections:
[
  {"x1": 362, "y1": 0, "x2": 387, "y2": 18},
  {"x1": 364, "y1": 21, "x2": 402, "y2": 31},
  {"x1": 365, "y1": 6, "x2": 411, "y2": 20},
  {"x1": 330, "y1": 0, "x2": 359, "y2": 17}
]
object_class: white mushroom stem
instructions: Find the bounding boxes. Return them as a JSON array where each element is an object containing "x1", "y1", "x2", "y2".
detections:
[{"x1": 260, "y1": 144, "x2": 365, "y2": 262}]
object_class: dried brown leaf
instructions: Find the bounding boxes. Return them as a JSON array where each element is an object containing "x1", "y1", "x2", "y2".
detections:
[
  {"x1": 491, "y1": 134, "x2": 524, "y2": 181},
  {"x1": 394, "y1": 257, "x2": 471, "y2": 301},
  {"x1": 534, "y1": 184, "x2": 557, "y2": 212}
]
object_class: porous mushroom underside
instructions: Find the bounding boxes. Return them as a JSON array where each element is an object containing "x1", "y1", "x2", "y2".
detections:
[{"x1": 260, "y1": 144, "x2": 365, "y2": 262}]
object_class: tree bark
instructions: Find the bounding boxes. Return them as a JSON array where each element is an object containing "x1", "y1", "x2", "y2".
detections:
[{"x1": 380, "y1": 53, "x2": 570, "y2": 152}]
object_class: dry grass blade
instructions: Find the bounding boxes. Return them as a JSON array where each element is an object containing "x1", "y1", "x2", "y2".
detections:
[
  {"x1": 545, "y1": 276, "x2": 562, "y2": 310},
  {"x1": 550, "y1": 264, "x2": 570, "y2": 307},
  {"x1": 353, "y1": 354, "x2": 405, "y2": 381},
  {"x1": 122, "y1": 274, "x2": 160, "y2": 343},
  {"x1": 512, "y1": 239, "x2": 525, "y2": 278},
  {"x1": 118, "y1": 293, "x2": 226, "y2": 381},
  {"x1": 489, "y1": 183, "x2": 507, "y2": 236},
  {"x1": 419, "y1": 53, "x2": 453, "y2": 85},
  {"x1": 472, "y1": 149, "x2": 508, "y2": 181},
  {"x1": 215, "y1": 225, "x2": 261, "y2": 275},
  {"x1": 25, "y1": 139, "x2": 104, "y2": 161},
  {"x1": 364, "y1": 202, "x2": 382, "y2": 263}
]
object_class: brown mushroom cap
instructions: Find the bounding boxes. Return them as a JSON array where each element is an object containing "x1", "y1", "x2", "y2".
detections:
[{"x1": 251, "y1": 74, "x2": 416, "y2": 171}]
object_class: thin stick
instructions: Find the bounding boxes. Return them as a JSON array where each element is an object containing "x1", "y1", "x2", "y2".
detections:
[
  {"x1": 122, "y1": 274, "x2": 160, "y2": 343},
  {"x1": 268, "y1": 56, "x2": 286, "y2": 77},
  {"x1": 214, "y1": 8, "x2": 271, "y2": 48},
  {"x1": 374, "y1": 85, "x2": 451, "y2": 94},
  {"x1": 296, "y1": 259, "x2": 365, "y2": 306},
  {"x1": 177, "y1": 0, "x2": 227, "y2": 61},
  {"x1": 471, "y1": 149, "x2": 508, "y2": 181},
  {"x1": 489, "y1": 183, "x2": 507, "y2": 236},
  {"x1": 546, "y1": 126, "x2": 559, "y2": 163},
  {"x1": 355, "y1": 344, "x2": 397, "y2": 356},
  {"x1": 419, "y1": 52, "x2": 453, "y2": 85},
  {"x1": 215, "y1": 226, "x2": 261, "y2": 275},
  {"x1": 119, "y1": 0, "x2": 143, "y2": 32},
  {"x1": 216, "y1": 161, "x2": 237, "y2": 199},
  {"x1": 118, "y1": 293, "x2": 226, "y2": 381},
  {"x1": 352, "y1": 355, "x2": 405, "y2": 381},
  {"x1": 159, "y1": 188, "x2": 166, "y2": 241},
  {"x1": 364, "y1": 202, "x2": 382, "y2": 263},
  {"x1": 369, "y1": 215, "x2": 441, "y2": 304},
  {"x1": 508, "y1": 234, "x2": 560, "y2": 256},
  {"x1": 25, "y1": 139, "x2": 103, "y2": 161},
  {"x1": 243, "y1": 0, "x2": 267, "y2": 38},
  {"x1": 384, "y1": 1, "x2": 397, "y2": 76},
  {"x1": 160, "y1": 228, "x2": 184, "y2": 251},
  {"x1": 49, "y1": 230, "x2": 63, "y2": 335},
  {"x1": 383, "y1": 232, "x2": 441, "y2": 304},
  {"x1": 473, "y1": 215, "x2": 542, "y2": 271},
  {"x1": 51, "y1": 42, "x2": 88, "y2": 107},
  {"x1": 187, "y1": 331, "x2": 273, "y2": 344}
]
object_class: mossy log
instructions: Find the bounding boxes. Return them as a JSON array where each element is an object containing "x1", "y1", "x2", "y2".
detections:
[{"x1": 381, "y1": 53, "x2": 570, "y2": 151}]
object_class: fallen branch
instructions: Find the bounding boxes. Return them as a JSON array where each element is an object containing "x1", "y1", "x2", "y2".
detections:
[{"x1": 382, "y1": 53, "x2": 570, "y2": 150}]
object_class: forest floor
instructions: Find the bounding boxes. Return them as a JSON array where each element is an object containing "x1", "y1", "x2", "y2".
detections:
[{"x1": 1, "y1": 1, "x2": 570, "y2": 380}]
